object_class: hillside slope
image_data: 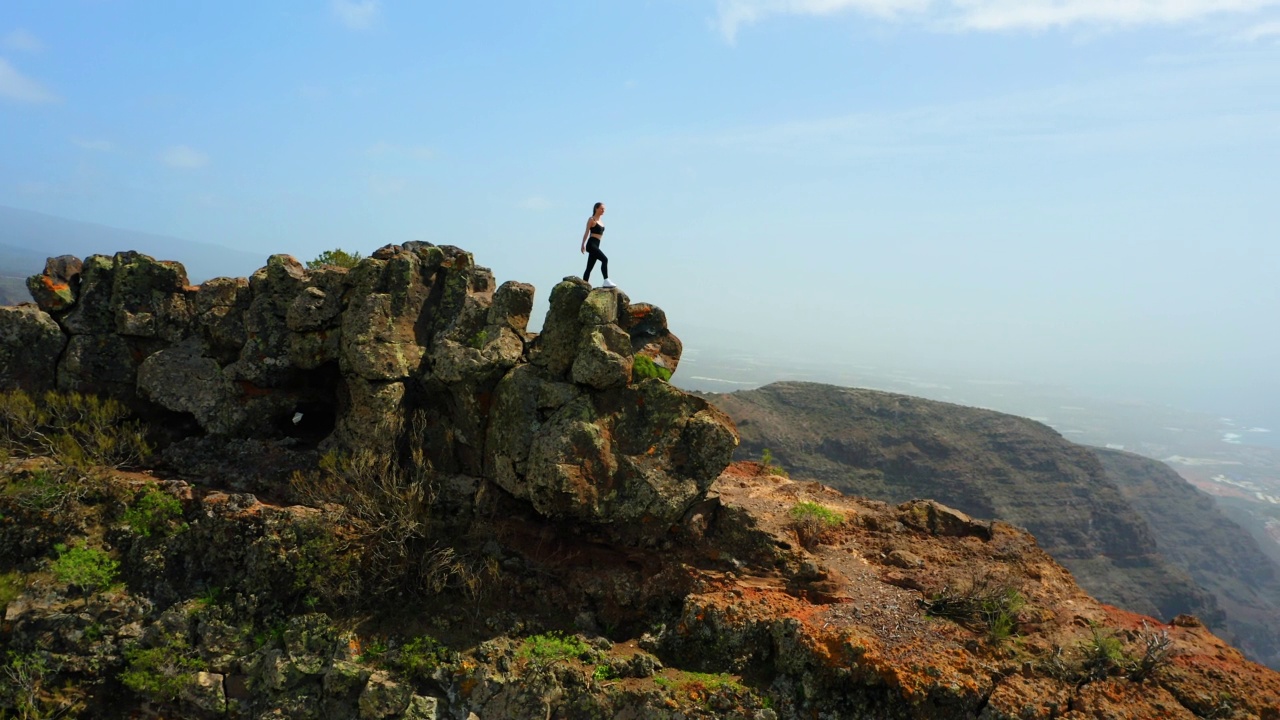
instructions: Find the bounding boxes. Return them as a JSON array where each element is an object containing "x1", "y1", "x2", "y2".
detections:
[
  {"x1": 705, "y1": 382, "x2": 1246, "y2": 654},
  {"x1": 1098, "y1": 447, "x2": 1280, "y2": 668}
]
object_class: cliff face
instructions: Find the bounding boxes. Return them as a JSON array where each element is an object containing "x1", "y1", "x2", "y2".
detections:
[
  {"x1": 3, "y1": 249, "x2": 1280, "y2": 719},
  {"x1": 1097, "y1": 447, "x2": 1280, "y2": 669},
  {"x1": 705, "y1": 383, "x2": 1230, "y2": 642}
]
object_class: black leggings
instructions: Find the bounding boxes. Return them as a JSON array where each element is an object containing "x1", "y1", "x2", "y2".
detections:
[{"x1": 584, "y1": 237, "x2": 608, "y2": 281}]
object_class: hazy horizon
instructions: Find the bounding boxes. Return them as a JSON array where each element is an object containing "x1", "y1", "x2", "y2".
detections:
[{"x1": 3, "y1": 1, "x2": 1277, "y2": 432}]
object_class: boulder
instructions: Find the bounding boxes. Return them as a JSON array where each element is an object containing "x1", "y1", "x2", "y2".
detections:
[
  {"x1": 137, "y1": 342, "x2": 242, "y2": 435},
  {"x1": 0, "y1": 305, "x2": 66, "y2": 392},
  {"x1": 515, "y1": 379, "x2": 738, "y2": 527},
  {"x1": 571, "y1": 325, "x2": 633, "y2": 390},
  {"x1": 358, "y1": 671, "x2": 412, "y2": 719},
  {"x1": 621, "y1": 302, "x2": 682, "y2": 379},
  {"x1": 26, "y1": 255, "x2": 82, "y2": 314},
  {"x1": 899, "y1": 500, "x2": 993, "y2": 540},
  {"x1": 194, "y1": 276, "x2": 251, "y2": 360},
  {"x1": 489, "y1": 281, "x2": 535, "y2": 334}
]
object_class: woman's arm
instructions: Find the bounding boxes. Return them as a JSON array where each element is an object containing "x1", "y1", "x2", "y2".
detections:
[{"x1": 581, "y1": 219, "x2": 593, "y2": 253}]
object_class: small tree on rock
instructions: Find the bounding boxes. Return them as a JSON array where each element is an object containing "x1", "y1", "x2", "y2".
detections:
[{"x1": 307, "y1": 249, "x2": 363, "y2": 269}]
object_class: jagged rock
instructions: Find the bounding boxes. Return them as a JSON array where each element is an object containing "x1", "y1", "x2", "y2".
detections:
[
  {"x1": 335, "y1": 378, "x2": 405, "y2": 449},
  {"x1": 26, "y1": 255, "x2": 82, "y2": 313},
  {"x1": 579, "y1": 287, "x2": 624, "y2": 326},
  {"x1": 138, "y1": 342, "x2": 241, "y2": 434},
  {"x1": 358, "y1": 671, "x2": 412, "y2": 719},
  {"x1": 0, "y1": 305, "x2": 66, "y2": 392},
  {"x1": 518, "y1": 379, "x2": 738, "y2": 527},
  {"x1": 531, "y1": 278, "x2": 590, "y2": 376},
  {"x1": 109, "y1": 251, "x2": 191, "y2": 339},
  {"x1": 181, "y1": 671, "x2": 228, "y2": 717},
  {"x1": 899, "y1": 499, "x2": 993, "y2": 540},
  {"x1": 621, "y1": 302, "x2": 682, "y2": 378},
  {"x1": 490, "y1": 281, "x2": 534, "y2": 333},
  {"x1": 194, "y1": 276, "x2": 251, "y2": 360},
  {"x1": 571, "y1": 324, "x2": 633, "y2": 389},
  {"x1": 486, "y1": 365, "x2": 583, "y2": 488},
  {"x1": 60, "y1": 255, "x2": 117, "y2": 335},
  {"x1": 404, "y1": 695, "x2": 440, "y2": 720}
]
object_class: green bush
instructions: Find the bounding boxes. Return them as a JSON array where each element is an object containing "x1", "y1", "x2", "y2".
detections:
[
  {"x1": 518, "y1": 632, "x2": 591, "y2": 668},
  {"x1": 787, "y1": 501, "x2": 843, "y2": 548},
  {"x1": 926, "y1": 571, "x2": 1026, "y2": 643},
  {"x1": 0, "y1": 389, "x2": 151, "y2": 469},
  {"x1": 120, "y1": 636, "x2": 202, "y2": 702},
  {"x1": 632, "y1": 355, "x2": 673, "y2": 382},
  {"x1": 1080, "y1": 625, "x2": 1126, "y2": 681},
  {"x1": 123, "y1": 487, "x2": 186, "y2": 538},
  {"x1": 1, "y1": 651, "x2": 54, "y2": 720},
  {"x1": 51, "y1": 543, "x2": 119, "y2": 598},
  {"x1": 760, "y1": 448, "x2": 789, "y2": 478},
  {"x1": 392, "y1": 635, "x2": 456, "y2": 681},
  {"x1": 0, "y1": 570, "x2": 25, "y2": 607},
  {"x1": 306, "y1": 248, "x2": 363, "y2": 269}
]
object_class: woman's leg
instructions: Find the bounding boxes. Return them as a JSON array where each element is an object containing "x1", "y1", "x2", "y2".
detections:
[{"x1": 585, "y1": 239, "x2": 607, "y2": 282}]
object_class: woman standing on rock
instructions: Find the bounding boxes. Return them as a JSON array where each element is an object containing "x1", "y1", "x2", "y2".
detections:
[{"x1": 580, "y1": 202, "x2": 616, "y2": 289}]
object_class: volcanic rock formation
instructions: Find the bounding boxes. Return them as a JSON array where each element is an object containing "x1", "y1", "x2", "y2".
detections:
[{"x1": 6, "y1": 245, "x2": 734, "y2": 534}]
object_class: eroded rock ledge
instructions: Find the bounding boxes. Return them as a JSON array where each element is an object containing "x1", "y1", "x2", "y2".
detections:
[{"x1": 4, "y1": 245, "x2": 737, "y2": 532}]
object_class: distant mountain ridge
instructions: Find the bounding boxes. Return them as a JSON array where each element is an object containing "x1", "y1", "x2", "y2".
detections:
[
  {"x1": 706, "y1": 381, "x2": 1280, "y2": 670},
  {"x1": 0, "y1": 205, "x2": 263, "y2": 284}
]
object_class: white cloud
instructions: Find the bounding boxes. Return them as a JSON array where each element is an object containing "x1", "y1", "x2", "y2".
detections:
[
  {"x1": 951, "y1": 0, "x2": 1280, "y2": 31},
  {"x1": 3, "y1": 29, "x2": 43, "y2": 52},
  {"x1": 519, "y1": 196, "x2": 551, "y2": 211},
  {"x1": 161, "y1": 145, "x2": 209, "y2": 169},
  {"x1": 0, "y1": 57, "x2": 58, "y2": 104},
  {"x1": 72, "y1": 138, "x2": 115, "y2": 152},
  {"x1": 332, "y1": 0, "x2": 380, "y2": 30},
  {"x1": 714, "y1": 0, "x2": 1280, "y2": 38},
  {"x1": 1239, "y1": 19, "x2": 1280, "y2": 40},
  {"x1": 717, "y1": 0, "x2": 926, "y2": 40}
]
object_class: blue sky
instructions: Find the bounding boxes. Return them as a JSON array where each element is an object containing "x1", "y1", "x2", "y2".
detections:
[{"x1": 2, "y1": 1, "x2": 1278, "y2": 418}]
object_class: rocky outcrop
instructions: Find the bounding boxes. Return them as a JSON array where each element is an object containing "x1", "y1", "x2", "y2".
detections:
[{"x1": 12, "y1": 246, "x2": 734, "y2": 533}]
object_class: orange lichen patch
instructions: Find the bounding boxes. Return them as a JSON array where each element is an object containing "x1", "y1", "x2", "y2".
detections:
[
  {"x1": 40, "y1": 276, "x2": 70, "y2": 293},
  {"x1": 1099, "y1": 604, "x2": 1165, "y2": 632}
]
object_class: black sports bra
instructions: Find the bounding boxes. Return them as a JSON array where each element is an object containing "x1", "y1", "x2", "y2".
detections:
[{"x1": 590, "y1": 221, "x2": 604, "y2": 237}]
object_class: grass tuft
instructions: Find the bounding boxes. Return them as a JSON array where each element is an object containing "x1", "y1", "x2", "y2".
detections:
[{"x1": 788, "y1": 501, "x2": 843, "y2": 548}]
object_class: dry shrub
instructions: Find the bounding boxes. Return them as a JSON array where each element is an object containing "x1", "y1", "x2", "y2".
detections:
[
  {"x1": 289, "y1": 413, "x2": 468, "y2": 605},
  {"x1": 926, "y1": 569, "x2": 1026, "y2": 643},
  {"x1": 0, "y1": 389, "x2": 150, "y2": 469}
]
